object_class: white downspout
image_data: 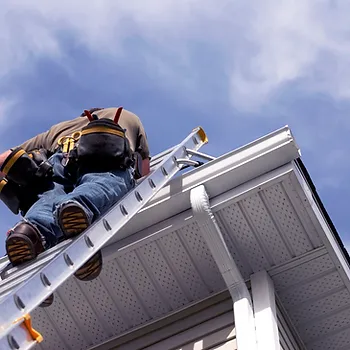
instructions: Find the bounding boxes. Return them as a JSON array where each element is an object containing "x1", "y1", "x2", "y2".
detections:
[{"x1": 190, "y1": 185, "x2": 257, "y2": 350}]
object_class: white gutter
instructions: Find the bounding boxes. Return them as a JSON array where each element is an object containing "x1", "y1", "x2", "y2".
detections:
[
  {"x1": 112, "y1": 125, "x2": 300, "y2": 244},
  {"x1": 190, "y1": 185, "x2": 258, "y2": 350}
]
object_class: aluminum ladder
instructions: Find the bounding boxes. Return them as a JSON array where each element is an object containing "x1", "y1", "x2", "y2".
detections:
[{"x1": 0, "y1": 126, "x2": 210, "y2": 350}]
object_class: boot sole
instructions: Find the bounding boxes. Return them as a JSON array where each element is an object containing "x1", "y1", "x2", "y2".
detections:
[
  {"x1": 74, "y1": 250, "x2": 102, "y2": 281},
  {"x1": 6, "y1": 234, "x2": 54, "y2": 307},
  {"x1": 39, "y1": 293, "x2": 54, "y2": 307},
  {"x1": 59, "y1": 205, "x2": 90, "y2": 238},
  {"x1": 6, "y1": 235, "x2": 37, "y2": 267},
  {"x1": 59, "y1": 204, "x2": 102, "y2": 282}
]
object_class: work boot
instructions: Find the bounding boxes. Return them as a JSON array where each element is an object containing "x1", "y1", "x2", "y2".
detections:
[
  {"x1": 5, "y1": 222, "x2": 54, "y2": 307},
  {"x1": 6, "y1": 222, "x2": 45, "y2": 267},
  {"x1": 39, "y1": 293, "x2": 54, "y2": 308},
  {"x1": 58, "y1": 202, "x2": 103, "y2": 281}
]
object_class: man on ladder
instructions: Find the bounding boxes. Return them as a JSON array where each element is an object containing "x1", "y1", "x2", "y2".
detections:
[{"x1": 0, "y1": 107, "x2": 151, "y2": 306}]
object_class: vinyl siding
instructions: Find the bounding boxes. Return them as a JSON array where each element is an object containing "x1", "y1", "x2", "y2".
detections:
[
  {"x1": 143, "y1": 311, "x2": 236, "y2": 350},
  {"x1": 277, "y1": 302, "x2": 304, "y2": 350},
  {"x1": 92, "y1": 292, "x2": 236, "y2": 350}
]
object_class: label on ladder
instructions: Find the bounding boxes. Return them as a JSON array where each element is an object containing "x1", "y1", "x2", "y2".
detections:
[
  {"x1": 0, "y1": 127, "x2": 208, "y2": 349},
  {"x1": 0, "y1": 314, "x2": 42, "y2": 350}
]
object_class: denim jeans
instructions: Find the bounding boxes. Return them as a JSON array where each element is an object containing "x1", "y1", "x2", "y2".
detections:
[{"x1": 23, "y1": 152, "x2": 135, "y2": 249}]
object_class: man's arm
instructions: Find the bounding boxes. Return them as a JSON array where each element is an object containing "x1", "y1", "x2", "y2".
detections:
[
  {"x1": 0, "y1": 150, "x2": 11, "y2": 177},
  {"x1": 19, "y1": 130, "x2": 49, "y2": 153}
]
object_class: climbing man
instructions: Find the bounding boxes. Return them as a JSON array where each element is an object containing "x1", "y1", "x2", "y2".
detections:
[{"x1": 0, "y1": 107, "x2": 150, "y2": 295}]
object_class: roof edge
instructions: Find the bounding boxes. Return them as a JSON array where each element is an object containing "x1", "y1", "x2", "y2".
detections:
[{"x1": 294, "y1": 158, "x2": 350, "y2": 265}]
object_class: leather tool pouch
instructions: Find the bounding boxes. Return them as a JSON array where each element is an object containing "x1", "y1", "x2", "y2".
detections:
[
  {"x1": 132, "y1": 152, "x2": 143, "y2": 179},
  {"x1": 1, "y1": 148, "x2": 39, "y2": 186},
  {"x1": 0, "y1": 178, "x2": 21, "y2": 214},
  {"x1": 0, "y1": 177, "x2": 39, "y2": 215},
  {"x1": 74, "y1": 118, "x2": 134, "y2": 173},
  {"x1": 0, "y1": 148, "x2": 53, "y2": 214}
]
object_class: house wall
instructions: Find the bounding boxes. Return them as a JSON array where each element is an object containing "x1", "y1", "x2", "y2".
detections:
[
  {"x1": 142, "y1": 309, "x2": 236, "y2": 350},
  {"x1": 91, "y1": 290, "x2": 304, "y2": 350},
  {"x1": 277, "y1": 302, "x2": 303, "y2": 350},
  {"x1": 92, "y1": 292, "x2": 236, "y2": 350}
]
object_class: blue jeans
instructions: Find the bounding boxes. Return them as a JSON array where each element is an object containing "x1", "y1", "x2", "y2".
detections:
[{"x1": 23, "y1": 152, "x2": 135, "y2": 249}]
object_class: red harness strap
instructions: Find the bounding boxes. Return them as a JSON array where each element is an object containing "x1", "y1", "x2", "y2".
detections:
[
  {"x1": 83, "y1": 110, "x2": 95, "y2": 122},
  {"x1": 114, "y1": 107, "x2": 123, "y2": 124},
  {"x1": 84, "y1": 107, "x2": 123, "y2": 124}
]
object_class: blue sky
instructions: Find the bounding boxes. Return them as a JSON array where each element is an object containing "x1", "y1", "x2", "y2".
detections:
[{"x1": 0, "y1": 0, "x2": 350, "y2": 256}]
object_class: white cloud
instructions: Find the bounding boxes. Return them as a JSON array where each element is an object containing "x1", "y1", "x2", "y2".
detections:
[
  {"x1": 229, "y1": 1, "x2": 350, "y2": 111},
  {"x1": 1, "y1": 0, "x2": 350, "y2": 111},
  {"x1": 0, "y1": 99, "x2": 16, "y2": 125}
]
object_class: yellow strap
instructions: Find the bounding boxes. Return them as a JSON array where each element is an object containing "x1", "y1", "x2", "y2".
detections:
[
  {"x1": 2, "y1": 149, "x2": 26, "y2": 175},
  {"x1": 0, "y1": 179, "x2": 7, "y2": 192},
  {"x1": 81, "y1": 127, "x2": 125, "y2": 138},
  {"x1": 57, "y1": 127, "x2": 122, "y2": 153}
]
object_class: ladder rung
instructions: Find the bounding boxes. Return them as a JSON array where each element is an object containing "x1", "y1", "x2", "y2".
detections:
[
  {"x1": 176, "y1": 159, "x2": 203, "y2": 167},
  {"x1": 185, "y1": 149, "x2": 216, "y2": 161}
]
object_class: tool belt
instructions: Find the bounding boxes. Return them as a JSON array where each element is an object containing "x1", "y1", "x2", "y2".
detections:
[
  {"x1": 0, "y1": 148, "x2": 53, "y2": 214},
  {"x1": 64, "y1": 108, "x2": 135, "y2": 178}
]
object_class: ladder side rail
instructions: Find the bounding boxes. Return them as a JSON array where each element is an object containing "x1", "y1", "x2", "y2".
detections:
[
  {"x1": 0, "y1": 127, "x2": 207, "y2": 341},
  {"x1": 150, "y1": 145, "x2": 177, "y2": 165},
  {"x1": 0, "y1": 242, "x2": 70, "y2": 294}
]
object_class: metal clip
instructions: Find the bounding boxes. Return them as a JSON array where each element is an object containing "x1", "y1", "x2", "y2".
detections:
[{"x1": 58, "y1": 132, "x2": 81, "y2": 167}]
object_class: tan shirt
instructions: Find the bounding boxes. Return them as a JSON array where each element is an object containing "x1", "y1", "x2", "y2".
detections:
[{"x1": 19, "y1": 107, "x2": 150, "y2": 159}]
